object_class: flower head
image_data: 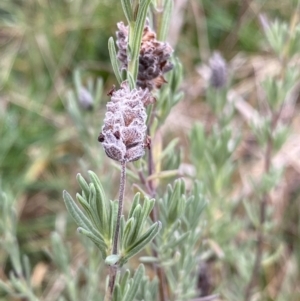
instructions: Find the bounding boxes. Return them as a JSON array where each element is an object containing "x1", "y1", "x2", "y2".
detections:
[
  {"x1": 209, "y1": 52, "x2": 228, "y2": 89},
  {"x1": 116, "y1": 21, "x2": 174, "y2": 90},
  {"x1": 78, "y1": 87, "x2": 93, "y2": 110},
  {"x1": 98, "y1": 81, "x2": 153, "y2": 162}
]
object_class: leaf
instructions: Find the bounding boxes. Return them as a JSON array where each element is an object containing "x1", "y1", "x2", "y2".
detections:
[
  {"x1": 167, "y1": 180, "x2": 181, "y2": 223},
  {"x1": 122, "y1": 217, "x2": 136, "y2": 250},
  {"x1": 120, "y1": 0, "x2": 133, "y2": 23},
  {"x1": 132, "y1": 0, "x2": 152, "y2": 59},
  {"x1": 125, "y1": 204, "x2": 142, "y2": 247},
  {"x1": 159, "y1": 138, "x2": 179, "y2": 161},
  {"x1": 63, "y1": 190, "x2": 105, "y2": 242},
  {"x1": 77, "y1": 227, "x2": 107, "y2": 258},
  {"x1": 109, "y1": 200, "x2": 118, "y2": 242},
  {"x1": 119, "y1": 216, "x2": 125, "y2": 247},
  {"x1": 127, "y1": 72, "x2": 136, "y2": 90},
  {"x1": 121, "y1": 222, "x2": 161, "y2": 264},
  {"x1": 163, "y1": 231, "x2": 190, "y2": 250},
  {"x1": 120, "y1": 270, "x2": 130, "y2": 294},
  {"x1": 113, "y1": 283, "x2": 121, "y2": 301},
  {"x1": 135, "y1": 198, "x2": 155, "y2": 238},
  {"x1": 158, "y1": 0, "x2": 173, "y2": 41},
  {"x1": 88, "y1": 183, "x2": 102, "y2": 230},
  {"x1": 128, "y1": 193, "x2": 140, "y2": 218},
  {"x1": 139, "y1": 256, "x2": 159, "y2": 263},
  {"x1": 89, "y1": 171, "x2": 109, "y2": 237},
  {"x1": 122, "y1": 264, "x2": 145, "y2": 301},
  {"x1": 76, "y1": 173, "x2": 90, "y2": 199},
  {"x1": 76, "y1": 193, "x2": 94, "y2": 223},
  {"x1": 108, "y1": 37, "x2": 122, "y2": 84}
]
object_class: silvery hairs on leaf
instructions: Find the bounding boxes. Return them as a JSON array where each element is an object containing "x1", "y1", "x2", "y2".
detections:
[
  {"x1": 98, "y1": 81, "x2": 154, "y2": 162},
  {"x1": 116, "y1": 21, "x2": 174, "y2": 90},
  {"x1": 209, "y1": 51, "x2": 228, "y2": 89}
]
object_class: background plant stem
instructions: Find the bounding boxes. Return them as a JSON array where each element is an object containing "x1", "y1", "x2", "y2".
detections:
[
  {"x1": 147, "y1": 127, "x2": 168, "y2": 301},
  {"x1": 244, "y1": 113, "x2": 279, "y2": 301}
]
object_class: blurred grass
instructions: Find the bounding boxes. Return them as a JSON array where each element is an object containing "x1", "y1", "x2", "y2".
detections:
[{"x1": 1, "y1": 0, "x2": 300, "y2": 300}]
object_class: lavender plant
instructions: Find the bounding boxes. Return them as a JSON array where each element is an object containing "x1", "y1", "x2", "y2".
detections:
[
  {"x1": 189, "y1": 9, "x2": 300, "y2": 301},
  {"x1": 63, "y1": 1, "x2": 173, "y2": 300},
  {"x1": 62, "y1": 1, "x2": 209, "y2": 301},
  {"x1": 0, "y1": 188, "x2": 39, "y2": 301},
  {"x1": 244, "y1": 14, "x2": 300, "y2": 301}
]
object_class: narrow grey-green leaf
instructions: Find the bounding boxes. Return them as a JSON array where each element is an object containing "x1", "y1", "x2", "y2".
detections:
[
  {"x1": 164, "y1": 231, "x2": 190, "y2": 250},
  {"x1": 77, "y1": 227, "x2": 107, "y2": 258},
  {"x1": 160, "y1": 138, "x2": 179, "y2": 161},
  {"x1": 132, "y1": 0, "x2": 152, "y2": 59},
  {"x1": 89, "y1": 171, "x2": 109, "y2": 237},
  {"x1": 168, "y1": 181, "x2": 181, "y2": 223},
  {"x1": 63, "y1": 190, "x2": 103, "y2": 241},
  {"x1": 128, "y1": 193, "x2": 140, "y2": 218},
  {"x1": 122, "y1": 218, "x2": 136, "y2": 250},
  {"x1": 88, "y1": 183, "x2": 103, "y2": 231},
  {"x1": 140, "y1": 198, "x2": 155, "y2": 225},
  {"x1": 158, "y1": 0, "x2": 173, "y2": 41},
  {"x1": 172, "y1": 58, "x2": 183, "y2": 91},
  {"x1": 76, "y1": 173, "x2": 90, "y2": 199},
  {"x1": 120, "y1": 215, "x2": 125, "y2": 248},
  {"x1": 121, "y1": 0, "x2": 133, "y2": 22},
  {"x1": 122, "y1": 264, "x2": 145, "y2": 301},
  {"x1": 113, "y1": 283, "x2": 121, "y2": 301},
  {"x1": 108, "y1": 37, "x2": 122, "y2": 84},
  {"x1": 120, "y1": 269, "x2": 130, "y2": 294},
  {"x1": 127, "y1": 72, "x2": 136, "y2": 90},
  {"x1": 76, "y1": 193, "x2": 95, "y2": 225},
  {"x1": 139, "y1": 256, "x2": 159, "y2": 263},
  {"x1": 109, "y1": 200, "x2": 118, "y2": 242},
  {"x1": 132, "y1": 199, "x2": 154, "y2": 240},
  {"x1": 126, "y1": 204, "x2": 142, "y2": 246},
  {"x1": 122, "y1": 222, "x2": 161, "y2": 264},
  {"x1": 22, "y1": 255, "x2": 31, "y2": 285}
]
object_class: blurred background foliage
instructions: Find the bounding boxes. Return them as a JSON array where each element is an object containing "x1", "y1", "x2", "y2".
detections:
[{"x1": 1, "y1": 0, "x2": 300, "y2": 300}]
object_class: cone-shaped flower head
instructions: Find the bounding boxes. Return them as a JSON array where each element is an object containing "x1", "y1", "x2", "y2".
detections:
[
  {"x1": 98, "y1": 81, "x2": 154, "y2": 162},
  {"x1": 116, "y1": 21, "x2": 174, "y2": 90},
  {"x1": 208, "y1": 52, "x2": 228, "y2": 89}
]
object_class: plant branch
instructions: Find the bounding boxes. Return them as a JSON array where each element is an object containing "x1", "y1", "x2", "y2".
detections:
[
  {"x1": 105, "y1": 160, "x2": 126, "y2": 301},
  {"x1": 244, "y1": 113, "x2": 279, "y2": 301},
  {"x1": 146, "y1": 128, "x2": 168, "y2": 301}
]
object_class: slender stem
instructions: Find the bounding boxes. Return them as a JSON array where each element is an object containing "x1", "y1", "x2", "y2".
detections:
[
  {"x1": 105, "y1": 161, "x2": 126, "y2": 301},
  {"x1": 146, "y1": 127, "x2": 168, "y2": 301},
  {"x1": 113, "y1": 160, "x2": 126, "y2": 254},
  {"x1": 244, "y1": 114, "x2": 278, "y2": 301}
]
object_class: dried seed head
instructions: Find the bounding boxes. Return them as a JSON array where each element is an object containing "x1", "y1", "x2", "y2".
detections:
[
  {"x1": 99, "y1": 81, "x2": 151, "y2": 162},
  {"x1": 116, "y1": 21, "x2": 174, "y2": 90},
  {"x1": 116, "y1": 22, "x2": 128, "y2": 69},
  {"x1": 209, "y1": 52, "x2": 228, "y2": 89}
]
